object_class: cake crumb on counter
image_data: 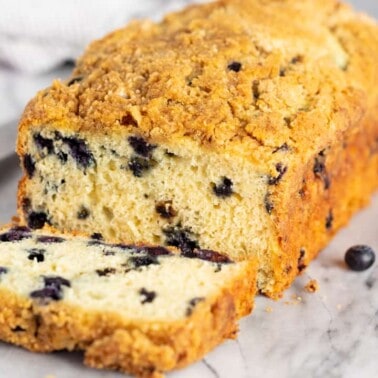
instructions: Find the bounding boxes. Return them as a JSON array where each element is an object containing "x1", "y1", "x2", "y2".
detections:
[{"x1": 304, "y1": 279, "x2": 319, "y2": 293}]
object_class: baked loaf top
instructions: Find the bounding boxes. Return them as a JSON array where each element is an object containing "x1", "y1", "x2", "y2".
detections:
[{"x1": 18, "y1": 0, "x2": 378, "y2": 167}]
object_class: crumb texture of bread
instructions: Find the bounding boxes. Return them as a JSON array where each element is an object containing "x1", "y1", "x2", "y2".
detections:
[
  {"x1": 0, "y1": 225, "x2": 256, "y2": 377},
  {"x1": 16, "y1": 0, "x2": 378, "y2": 297}
]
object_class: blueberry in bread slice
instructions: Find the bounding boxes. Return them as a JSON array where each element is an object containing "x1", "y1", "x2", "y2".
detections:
[
  {"x1": 0, "y1": 225, "x2": 256, "y2": 378},
  {"x1": 17, "y1": 0, "x2": 378, "y2": 298}
]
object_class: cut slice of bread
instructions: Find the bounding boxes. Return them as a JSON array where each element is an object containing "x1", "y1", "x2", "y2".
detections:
[{"x1": 0, "y1": 225, "x2": 256, "y2": 378}]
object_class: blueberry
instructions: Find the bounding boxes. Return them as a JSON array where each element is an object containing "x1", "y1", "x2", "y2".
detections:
[
  {"x1": 67, "y1": 76, "x2": 83, "y2": 86},
  {"x1": 186, "y1": 249, "x2": 233, "y2": 264},
  {"x1": 27, "y1": 212, "x2": 48, "y2": 230},
  {"x1": 33, "y1": 134, "x2": 54, "y2": 154},
  {"x1": 96, "y1": 268, "x2": 116, "y2": 277},
  {"x1": 155, "y1": 201, "x2": 177, "y2": 219},
  {"x1": 30, "y1": 275, "x2": 70, "y2": 301},
  {"x1": 268, "y1": 163, "x2": 287, "y2": 185},
  {"x1": 128, "y1": 156, "x2": 156, "y2": 177},
  {"x1": 130, "y1": 255, "x2": 159, "y2": 268},
  {"x1": 212, "y1": 177, "x2": 234, "y2": 198},
  {"x1": 345, "y1": 245, "x2": 376, "y2": 271},
  {"x1": 138, "y1": 246, "x2": 172, "y2": 257},
  {"x1": 139, "y1": 288, "x2": 156, "y2": 304},
  {"x1": 0, "y1": 227, "x2": 32, "y2": 242},
  {"x1": 325, "y1": 210, "x2": 333, "y2": 230},
  {"x1": 27, "y1": 248, "x2": 46, "y2": 263},
  {"x1": 30, "y1": 287, "x2": 62, "y2": 301},
  {"x1": 227, "y1": 62, "x2": 242, "y2": 72},
  {"x1": 44, "y1": 276, "x2": 71, "y2": 288},
  {"x1": 23, "y1": 154, "x2": 36, "y2": 178},
  {"x1": 128, "y1": 136, "x2": 157, "y2": 158},
  {"x1": 0, "y1": 267, "x2": 8, "y2": 274},
  {"x1": 91, "y1": 233, "x2": 103, "y2": 240},
  {"x1": 163, "y1": 226, "x2": 199, "y2": 255},
  {"x1": 62, "y1": 137, "x2": 95, "y2": 168},
  {"x1": 77, "y1": 206, "x2": 90, "y2": 220},
  {"x1": 264, "y1": 193, "x2": 274, "y2": 214},
  {"x1": 298, "y1": 248, "x2": 307, "y2": 272},
  {"x1": 36, "y1": 236, "x2": 65, "y2": 244},
  {"x1": 186, "y1": 297, "x2": 205, "y2": 316}
]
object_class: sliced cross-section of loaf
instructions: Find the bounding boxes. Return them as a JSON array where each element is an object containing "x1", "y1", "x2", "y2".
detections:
[
  {"x1": 16, "y1": 0, "x2": 378, "y2": 297},
  {"x1": 0, "y1": 225, "x2": 256, "y2": 378}
]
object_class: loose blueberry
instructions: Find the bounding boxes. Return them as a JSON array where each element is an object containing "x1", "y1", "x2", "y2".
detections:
[
  {"x1": 23, "y1": 154, "x2": 36, "y2": 178},
  {"x1": 128, "y1": 156, "x2": 156, "y2": 177},
  {"x1": 227, "y1": 62, "x2": 242, "y2": 72},
  {"x1": 313, "y1": 151, "x2": 331, "y2": 190},
  {"x1": 163, "y1": 226, "x2": 199, "y2": 255},
  {"x1": 27, "y1": 212, "x2": 48, "y2": 230},
  {"x1": 345, "y1": 245, "x2": 376, "y2": 271},
  {"x1": 96, "y1": 268, "x2": 116, "y2": 277},
  {"x1": 0, "y1": 267, "x2": 8, "y2": 274},
  {"x1": 27, "y1": 248, "x2": 46, "y2": 263},
  {"x1": 130, "y1": 255, "x2": 159, "y2": 268},
  {"x1": 128, "y1": 136, "x2": 157, "y2": 158},
  {"x1": 268, "y1": 163, "x2": 287, "y2": 185},
  {"x1": 62, "y1": 137, "x2": 95, "y2": 168},
  {"x1": 139, "y1": 288, "x2": 156, "y2": 304},
  {"x1": 212, "y1": 177, "x2": 234, "y2": 198},
  {"x1": 36, "y1": 236, "x2": 65, "y2": 244},
  {"x1": 155, "y1": 201, "x2": 177, "y2": 219},
  {"x1": 34, "y1": 134, "x2": 54, "y2": 154},
  {"x1": 186, "y1": 297, "x2": 205, "y2": 316}
]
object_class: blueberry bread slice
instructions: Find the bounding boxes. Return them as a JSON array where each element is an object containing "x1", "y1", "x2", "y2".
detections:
[
  {"x1": 0, "y1": 225, "x2": 256, "y2": 378},
  {"x1": 17, "y1": 0, "x2": 378, "y2": 298}
]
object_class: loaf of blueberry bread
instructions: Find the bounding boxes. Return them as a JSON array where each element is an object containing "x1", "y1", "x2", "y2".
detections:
[
  {"x1": 17, "y1": 0, "x2": 378, "y2": 298},
  {"x1": 0, "y1": 224, "x2": 256, "y2": 377}
]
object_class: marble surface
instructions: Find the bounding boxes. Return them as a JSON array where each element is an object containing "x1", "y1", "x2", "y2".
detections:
[{"x1": 0, "y1": 1, "x2": 377, "y2": 378}]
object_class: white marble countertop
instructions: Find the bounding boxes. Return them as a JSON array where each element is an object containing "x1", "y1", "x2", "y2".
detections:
[{"x1": 0, "y1": 1, "x2": 377, "y2": 377}]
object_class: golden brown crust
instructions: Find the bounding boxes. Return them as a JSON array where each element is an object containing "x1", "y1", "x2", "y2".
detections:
[
  {"x1": 266, "y1": 112, "x2": 378, "y2": 297},
  {"x1": 16, "y1": 0, "x2": 378, "y2": 166},
  {"x1": 0, "y1": 257, "x2": 256, "y2": 377}
]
